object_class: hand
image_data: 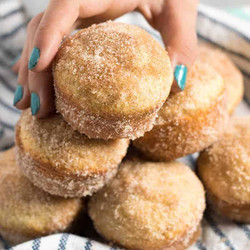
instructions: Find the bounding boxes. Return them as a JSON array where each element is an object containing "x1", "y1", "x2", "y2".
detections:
[{"x1": 13, "y1": 0, "x2": 198, "y2": 118}]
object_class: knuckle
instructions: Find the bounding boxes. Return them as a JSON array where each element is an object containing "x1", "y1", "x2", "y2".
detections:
[
  {"x1": 37, "y1": 21, "x2": 64, "y2": 40},
  {"x1": 27, "y1": 12, "x2": 43, "y2": 31},
  {"x1": 27, "y1": 19, "x2": 34, "y2": 31},
  {"x1": 27, "y1": 15, "x2": 40, "y2": 31},
  {"x1": 36, "y1": 23, "x2": 47, "y2": 36},
  {"x1": 177, "y1": 43, "x2": 198, "y2": 65}
]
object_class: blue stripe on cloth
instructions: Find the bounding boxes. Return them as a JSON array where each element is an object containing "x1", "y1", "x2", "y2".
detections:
[
  {"x1": 236, "y1": 223, "x2": 250, "y2": 239},
  {"x1": 188, "y1": 154, "x2": 196, "y2": 166},
  {"x1": 198, "y1": 34, "x2": 250, "y2": 62},
  {"x1": 84, "y1": 240, "x2": 92, "y2": 250},
  {"x1": 0, "y1": 234, "x2": 11, "y2": 249},
  {"x1": 58, "y1": 233, "x2": 69, "y2": 250},
  {"x1": 32, "y1": 238, "x2": 41, "y2": 250},
  {"x1": 0, "y1": 45, "x2": 22, "y2": 59},
  {"x1": 0, "y1": 98, "x2": 20, "y2": 113},
  {"x1": 0, "y1": 60, "x2": 12, "y2": 69},
  {"x1": 196, "y1": 239, "x2": 207, "y2": 250},
  {"x1": 205, "y1": 211, "x2": 235, "y2": 250},
  {"x1": 198, "y1": 12, "x2": 250, "y2": 43},
  {"x1": 0, "y1": 127, "x2": 3, "y2": 138},
  {"x1": 0, "y1": 7, "x2": 23, "y2": 20},
  {"x1": 244, "y1": 96, "x2": 250, "y2": 107},
  {"x1": 0, "y1": 120, "x2": 15, "y2": 130},
  {"x1": 242, "y1": 70, "x2": 250, "y2": 79},
  {"x1": 0, "y1": 74, "x2": 16, "y2": 92},
  {"x1": 0, "y1": 23, "x2": 26, "y2": 40}
]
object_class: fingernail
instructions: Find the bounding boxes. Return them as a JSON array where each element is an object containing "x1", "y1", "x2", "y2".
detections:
[
  {"x1": 31, "y1": 92, "x2": 40, "y2": 115},
  {"x1": 11, "y1": 54, "x2": 20, "y2": 66},
  {"x1": 28, "y1": 47, "x2": 40, "y2": 70},
  {"x1": 174, "y1": 64, "x2": 187, "y2": 91},
  {"x1": 13, "y1": 84, "x2": 23, "y2": 105}
]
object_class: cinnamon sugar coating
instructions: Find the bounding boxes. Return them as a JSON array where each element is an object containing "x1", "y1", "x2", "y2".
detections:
[
  {"x1": 0, "y1": 148, "x2": 83, "y2": 245},
  {"x1": 198, "y1": 43, "x2": 244, "y2": 114},
  {"x1": 15, "y1": 109, "x2": 129, "y2": 197},
  {"x1": 89, "y1": 160, "x2": 205, "y2": 250},
  {"x1": 53, "y1": 21, "x2": 173, "y2": 140},
  {"x1": 197, "y1": 116, "x2": 250, "y2": 223},
  {"x1": 133, "y1": 61, "x2": 228, "y2": 161}
]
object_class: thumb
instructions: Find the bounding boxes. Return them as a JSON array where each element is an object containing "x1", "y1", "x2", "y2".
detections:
[{"x1": 158, "y1": 0, "x2": 198, "y2": 92}]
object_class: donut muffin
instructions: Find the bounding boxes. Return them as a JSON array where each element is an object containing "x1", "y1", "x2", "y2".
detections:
[
  {"x1": 199, "y1": 43, "x2": 244, "y2": 114},
  {"x1": 0, "y1": 148, "x2": 83, "y2": 245},
  {"x1": 89, "y1": 160, "x2": 205, "y2": 250},
  {"x1": 53, "y1": 21, "x2": 173, "y2": 140},
  {"x1": 197, "y1": 116, "x2": 250, "y2": 223},
  {"x1": 133, "y1": 61, "x2": 227, "y2": 161},
  {"x1": 15, "y1": 109, "x2": 129, "y2": 197}
]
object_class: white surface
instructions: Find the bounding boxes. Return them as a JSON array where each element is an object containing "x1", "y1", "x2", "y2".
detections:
[{"x1": 21, "y1": 0, "x2": 249, "y2": 17}]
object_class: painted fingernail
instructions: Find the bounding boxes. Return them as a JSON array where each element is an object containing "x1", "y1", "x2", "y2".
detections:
[
  {"x1": 13, "y1": 84, "x2": 23, "y2": 105},
  {"x1": 31, "y1": 92, "x2": 40, "y2": 115},
  {"x1": 28, "y1": 47, "x2": 40, "y2": 70},
  {"x1": 11, "y1": 54, "x2": 20, "y2": 66},
  {"x1": 174, "y1": 64, "x2": 187, "y2": 91}
]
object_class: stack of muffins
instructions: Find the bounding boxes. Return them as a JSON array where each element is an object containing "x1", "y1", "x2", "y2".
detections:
[{"x1": 0, "y1": 22, "x2": 249, "y2": 249}]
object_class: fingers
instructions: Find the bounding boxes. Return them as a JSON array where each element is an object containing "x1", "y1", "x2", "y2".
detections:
[
  {"x1": 14, "y1": 40, "x2": 31, "y2": 109},
  {"x1": 159, "y1": 0, "x2": 199, "y2": 65},
  {"x1": 23, "y1": 0, "x2": 139, "y2": 118},
  {"x1": 28, "y1": 0, "x2": 80, "y2": 72},
  {"x1": 162, "y1": 0, "x2": 198, "y2": 92},
  {"x1": 11, "y1": 54, "x2": 21, "y2": 73},
  {"x1": 28, "y1": 0, "x2": 127, "y2": 72},
  {"x1": 28, "y1": 71, "x2": 55, "y2": 118},
  {"x1": 13, "y1": 13, "x2": 43, "y2": 110},
  {"x1": 13, "y1": 0, "x2": 112, "y2": 118},
  {"x1": 145, "y1": 0, "x2": 199, "y2": 92},
  {"x1": 26, "y1": 11, "x2": 55, "y2": 117},
  {"x1": 25, "y1": 0, "x2": 90, "y2": 118},
  {"x1": 12, "y1": 60, "x2": 20, "y2": 74}
]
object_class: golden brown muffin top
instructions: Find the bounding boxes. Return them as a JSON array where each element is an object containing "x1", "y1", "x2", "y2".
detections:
[
  {"x1": 0, "y1": 148, "x2": 82, "y2": 236},
  {"x1": 53, "y1": 21, "x2": 172, "y2": 116},
  {"x1": 198, "y1": 43, "x2": 243, "y2": 114},
  {"x1": 158, "y1": 61, "x2": 225, "y2": 123},
  {"x1": 89, "y1": 160, "x2": 205, "y2": 249},
  {"x1": 17, "y1": 110, "x2": 129, "y2": 175},
  {"x1": 198, "y1": 116, "x2": 250, "y2": 204}
]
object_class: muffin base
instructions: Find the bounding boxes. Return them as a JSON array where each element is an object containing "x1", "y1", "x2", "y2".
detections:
[
  {"x1": 55, "y1": 89, "x2": 160, "y2": 140},
  {"x1": 133, "y1": 91, "x2": 227, "y2": 161},
  {"x1": 93, "y1": 222, "x2": 202, "y2": 250},
  {"x1": 207, "y1": 193, "x2": 250, "y2": 223},
  {"x1": 15, "y1": 144, "x2": 118, "y2": 198},
  {"x1": 165, "y1": 224, "x2": 202, "y2": 250},
  {"x1": 0, "y1": 226, "x2": 33, "y2": 245}
]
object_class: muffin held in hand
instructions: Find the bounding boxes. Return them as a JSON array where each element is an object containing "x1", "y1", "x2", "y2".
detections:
[
  {"x1": 133, "y1": 60, "x2": 227, "y2": 161},
  {"x1": 0, "y1": 148, "x2": 83, "y2": 245},
  {"x1": 89, "y1": 160, "x2": 205, "y2": 250},
  {"x1": 198, "y1": 43, "x2": 244, "y2": 114},
  {"x1": 53, "y1": 21, "x2": 173, "y2": 140},
  {"x1": 197, "y1": 116, "x2": 250, "y2": 223},
  {"x1": 15, "y1": 109, "x2": 129, "y2": 198}
]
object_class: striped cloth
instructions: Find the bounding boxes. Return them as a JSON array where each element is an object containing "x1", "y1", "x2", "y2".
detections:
[{"x1": 0, "y1": 1, "x2": 250, "y2": 249}]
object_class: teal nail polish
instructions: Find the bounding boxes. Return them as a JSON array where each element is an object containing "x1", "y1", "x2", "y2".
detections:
[
  {"x1": 31, "y1": 92, "x2": 40, "y2": 115},
  {"x1": 11, "y1": 54, "x2": 20, "y2": 66},
  {"x1": 13, "y1": 84, "x2": 23, "y2": 105},
  {"x1": 174, "y1": 64, "x2": 187, "y2": 91},
  {"x1": 28, "y1": 47, "x2": 40, "y2": 70}
]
